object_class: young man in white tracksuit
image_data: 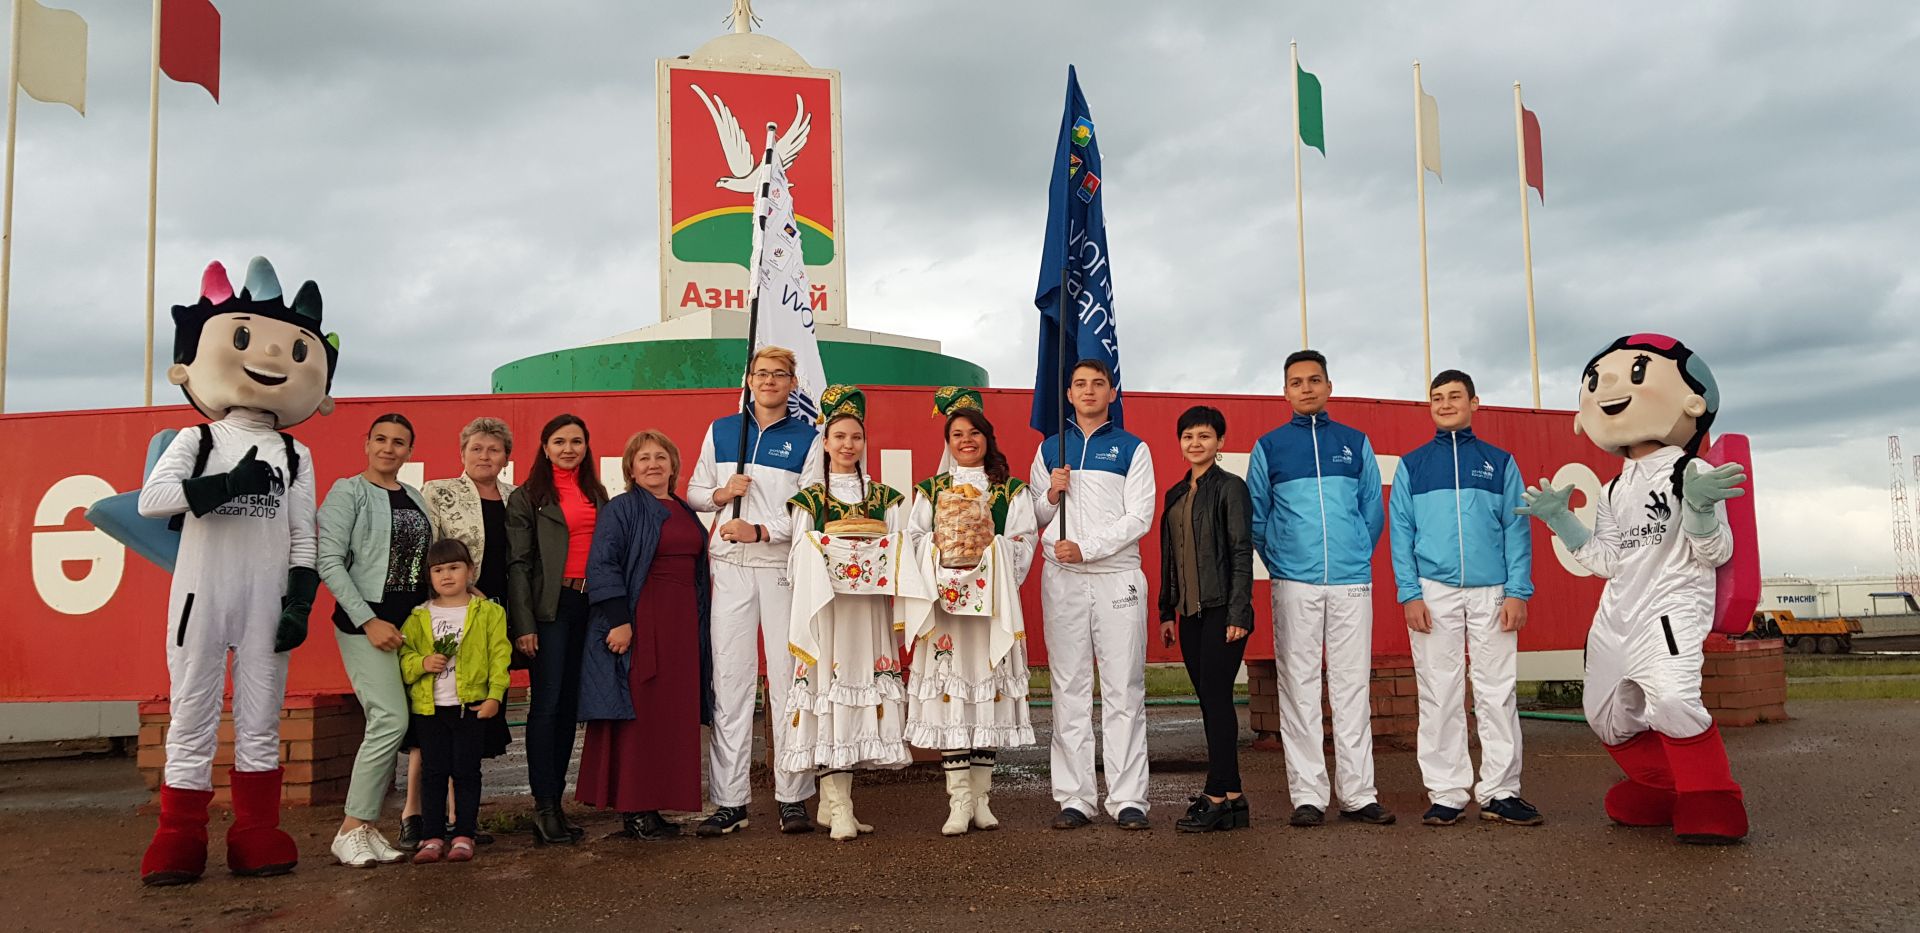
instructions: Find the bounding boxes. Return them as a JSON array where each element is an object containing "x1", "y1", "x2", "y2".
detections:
[
  {"x1": 1519, "y1": 333, "x2": 1749, "y2": 844},
  {"x1": 1247, "y1": 349, "x2": 1394, "y2": 828},
  {"x1": 134, "y1": 257, "x2": 337, "y2": 886},
  {"x1": 686, "y1": 346, "x2": 824, "y2": 836},
  {"x1": 1389, "y1": 369, "x2": 1543, "y2": 828},
  {"x1": 1030, "y1": 359, "x2": 1157, "y2": 830}
]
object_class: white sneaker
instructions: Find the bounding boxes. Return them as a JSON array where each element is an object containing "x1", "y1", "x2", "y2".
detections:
[
  {"x1": 331, "y1": 826, "x2": 378, "y2": 868},
  {"x1": 364, "y1": 825, "x2": 408, "y2": 864}
]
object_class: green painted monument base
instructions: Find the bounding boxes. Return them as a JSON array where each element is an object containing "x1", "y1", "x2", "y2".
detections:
[{"x1": 491, "y1": 339, "x2": 988, "y2": 394}]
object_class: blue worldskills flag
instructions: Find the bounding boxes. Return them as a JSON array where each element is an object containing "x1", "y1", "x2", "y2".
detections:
[{"x1": 1031, "y1": 64, "x2": 1123, "y2": 434}]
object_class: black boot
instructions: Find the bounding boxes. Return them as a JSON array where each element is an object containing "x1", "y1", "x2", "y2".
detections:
[
  {"x1": 1176, "y1": 795, "x2": 1236, "y2": 833},
  {"x1": 619, "y1": 811, "x2": 680, "y2": 840},
  {"x1": 532, "y1": 798, "x2": 575, "y2": 845}
]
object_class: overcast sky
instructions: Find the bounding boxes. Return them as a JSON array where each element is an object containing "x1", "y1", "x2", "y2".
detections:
[{"x1": 3, "y1": 1, "x2": 1916, "y2": 577}]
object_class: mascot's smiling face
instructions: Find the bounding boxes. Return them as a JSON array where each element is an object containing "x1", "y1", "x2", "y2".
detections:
[
  {"x1": 170, "y1": 312, "x2": 333, "y2": 425},
  {"x1": 167, "y1": 257, "x2": 338, "y2": 428},
  {"x1": 1575, "y1": 334, "x2": 1715, "y2": 457}
]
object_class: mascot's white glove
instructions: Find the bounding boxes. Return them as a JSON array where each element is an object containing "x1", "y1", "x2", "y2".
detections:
[
  {"x1": 1680, "y1": 460, "x2": 1746, "y2": 536},
  {"x1": 1515, "y1": 478, "x2": 1591, "y2": 551}
]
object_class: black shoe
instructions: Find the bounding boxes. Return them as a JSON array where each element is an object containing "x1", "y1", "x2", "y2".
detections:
[
  {"x1": 1340, "y1": 802, "x2": 1397, "y2": 825},
  {"x1": 619, "y1": 810, "x2": 681, "y2": 840},
  {"x1": 1288, "y1": 805, "x2": 1325, "y2": 827},
  {"x1": 1175, "y1": 796, "x2": 1235, "y2": 833},
  {"x1": 696, "y1": 805, "x2": 750, "y2": 837},
  {"x1": 398, "y1": 815, "x2": 424, "y2": 851},
  {"x1": 531, "y1": 798, "x2": 576, "y2": 845},
  {"x1": 1480, "y1": 796, "x2": 1545, "y2": 826},
  {"x1": 560, "y1": 808, "x2": 586, "y2": 840},
  {"x1": 1116, "y1": 807, "x2": 1150, "y2": 831},
  {"x1": 1422, "y1": 803, "x2": 1465, "y2": 826},
  {"x1": 475, "y1": 832, "x2": 494, "y2": 846},
  {"x1": 1230, "y1": 796, "x2": 1250, "y2": 829},
  {"x1": 1051, "y1": 807, "x2": 1093, "y2": 830},
  {"x1": 779, "y1": 801, "x2": 814, "y2": 834}
]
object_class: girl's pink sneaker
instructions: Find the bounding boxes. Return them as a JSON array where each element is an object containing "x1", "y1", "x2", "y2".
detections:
[
  {"x1": 446, "y1": 837, "x2": 475, "y2": 863},
  {"x1": 412, "y1": 839, "x2": 445, "y2": 864}
]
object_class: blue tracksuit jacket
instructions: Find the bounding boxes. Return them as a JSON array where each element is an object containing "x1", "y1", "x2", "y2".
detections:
[
  {"x1": 1388, "y1": 427, "x2": 1534, "y2": 604},
  {"x1": 1247, "y1": 411, "x2": 1384, "y2": 586}
]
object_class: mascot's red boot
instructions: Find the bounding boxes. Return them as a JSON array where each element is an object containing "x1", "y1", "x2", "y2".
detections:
[
  {"x1": 227, "y1": 767, "x2": 300, "y2": 876},
  {"x1": 140, "y1": 784, "x2": 213, "y2": 886},
  {"x1": 1663, "y1": 724, "x2": 1749, "y2": 844},
  {"x1": 1602, "y1": 730, "x2": 1676, "y2": 827}
]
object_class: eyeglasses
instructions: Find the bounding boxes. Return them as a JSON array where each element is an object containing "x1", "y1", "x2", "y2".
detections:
[{"x1": 750, "y1": 370, "x2": 794, "y2": 382}]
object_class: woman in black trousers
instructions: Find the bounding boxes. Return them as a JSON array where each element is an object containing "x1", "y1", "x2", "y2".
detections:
[
  {"x1": 1158, "y1": 406, "x2": 1255, "y2": 832},
  {"x1": 506, "y1": 414, "x2": 609, "y2": 844}
]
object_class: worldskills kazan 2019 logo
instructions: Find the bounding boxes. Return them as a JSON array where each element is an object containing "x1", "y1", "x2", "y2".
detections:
[{"x1": 669, "y1": 68, "x2": 836, "y2": 271}]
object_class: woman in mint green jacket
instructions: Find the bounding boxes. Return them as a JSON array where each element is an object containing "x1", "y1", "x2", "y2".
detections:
[
  {"x1": 398, "y1": 538, "x2": 510, "y2": 862},
  {"x1": 317, "y1": 413, "x2": 431, "y2": 868}
]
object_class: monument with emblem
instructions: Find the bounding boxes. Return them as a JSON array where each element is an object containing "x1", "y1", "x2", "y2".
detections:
[{"x1": 492, "y1": 1, "x2": 986, "y2": 393}]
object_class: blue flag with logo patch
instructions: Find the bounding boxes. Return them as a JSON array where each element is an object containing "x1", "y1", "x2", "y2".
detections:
[{"x1": 1032, "y1": 65, "x2": 1124, "y2": 434}]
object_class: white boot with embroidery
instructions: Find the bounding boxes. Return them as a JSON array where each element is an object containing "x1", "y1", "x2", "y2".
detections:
[{"x1": 941, "y1": 764, "x2": 973, "y2": 837}]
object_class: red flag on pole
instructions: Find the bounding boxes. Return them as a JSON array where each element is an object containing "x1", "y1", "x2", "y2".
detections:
[
  {"x1": 159, "y1": 0, "x2": 221, "y2": 102},
  {"x1": 1521, "y1": 107, "x2": 1544, "y2": 202}
]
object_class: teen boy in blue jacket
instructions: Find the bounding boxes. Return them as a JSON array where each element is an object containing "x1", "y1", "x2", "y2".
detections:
[
  {"x1": 1389, "y1": 370, "x2": 1542, "y2": 827},
  {"x1": 1247, "y1": 350, "x2": 1392, "y2": 828}
]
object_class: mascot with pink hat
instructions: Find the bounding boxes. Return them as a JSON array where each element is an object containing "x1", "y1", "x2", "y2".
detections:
[
  {"x1": 134, "y1": 257, "x2": 338, "y2": 884},
  {"x1": 1517, "y1": 334, "x2": 1751, "y2": 844}
]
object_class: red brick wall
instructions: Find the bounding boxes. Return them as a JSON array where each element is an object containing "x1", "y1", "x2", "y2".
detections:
[
  {"x1": 1248, "y1": 658, "x2": 1419, "y2": 751},
  {"x1": 1702, "y1": 635, "x2": 1789, "y2": 727},
  {"x1": 137, "y1": 694, "x2": 364, "y2": 808}
]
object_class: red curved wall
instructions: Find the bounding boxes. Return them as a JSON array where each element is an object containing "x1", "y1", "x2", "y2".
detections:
[{"x1": 1, "y1": 386, "x2": 1616, "y2": 702}]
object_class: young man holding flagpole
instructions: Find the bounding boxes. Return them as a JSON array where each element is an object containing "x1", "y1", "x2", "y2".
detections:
[
  {"x1": 1030, "y1": 67, "x2": 1155, "y2": 832},
  {"x1": 1248, "y1": 349, "x2": 1394, "y2": 828},
  {"x1": 686, "y1": 124, "x2": 824, "y2": 837}
]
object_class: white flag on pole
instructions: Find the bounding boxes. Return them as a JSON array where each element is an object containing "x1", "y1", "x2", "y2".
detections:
[
  {"x1": 18, "y1": 0, "x2": 89, "y2": 115},
  {"x1": 747, "y1": 150, "x2": 827, "y2": 424}
]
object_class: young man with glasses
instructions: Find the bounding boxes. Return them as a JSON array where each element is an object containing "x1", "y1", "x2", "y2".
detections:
[{"x1": 687, "y1": 346, "x2": 824, "y2": 835}]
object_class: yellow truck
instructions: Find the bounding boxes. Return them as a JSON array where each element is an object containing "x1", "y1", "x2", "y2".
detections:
[{"x1": 1747, "y1": 610, "x2": 1863, "y2": 654}]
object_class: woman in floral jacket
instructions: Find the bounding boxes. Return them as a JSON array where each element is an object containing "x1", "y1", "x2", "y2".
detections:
[{"x1": 778, "y1": 386, "x2": 914, "y2": 841}]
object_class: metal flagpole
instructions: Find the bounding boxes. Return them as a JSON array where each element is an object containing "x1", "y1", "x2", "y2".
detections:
[
  {"x1": 0, "y1": 0, "x2": 24, "y2": 413},
  {"x1": 143, "y1": 0, "x2": 161, "y2": 406},
  {"x1": 1514, "y1": 82, "x2": 1541, "y2": 408},
  {"x1": 730, "y1": 122, "x2": 779, "y2": 521},
  {"x1": 1291, "y1": 40, "x2": 1307, "y2": 349},
  {"x1": 1413, "y1": 60, "x2": 1433, "y2": 391}
]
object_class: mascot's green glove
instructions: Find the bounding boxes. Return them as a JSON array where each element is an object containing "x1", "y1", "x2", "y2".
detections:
[
  {"x1": 181, "y1": 445, "x2": 275, "y2": 517},
  {"x1": 276, "y1": 566, "x2": 320, "y2": 653},
  {"x1": 1515, "y1": 478, "x2": 1592, "y2": 551},
  {"x1": 1681, "y1": 460, "x2": 1746, "y2": 536}
]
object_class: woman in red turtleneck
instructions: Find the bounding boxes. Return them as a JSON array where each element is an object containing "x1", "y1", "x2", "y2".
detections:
[{"x1": 505, "y1": 414, "x2": 609, "y2": 845}]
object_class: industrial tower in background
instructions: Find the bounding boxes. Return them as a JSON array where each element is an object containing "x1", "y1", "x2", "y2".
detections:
[{"x1": 1891, "y1": 436, "x2": 1920, "y2": 598}]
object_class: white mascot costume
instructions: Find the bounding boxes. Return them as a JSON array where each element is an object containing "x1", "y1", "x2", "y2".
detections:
[
  {"x1": 1517, "y1": 333, "x2": 1749, "y2": 844},
  {"x1": 135, "y1": 257, "x2": 337, "y2": 885}
]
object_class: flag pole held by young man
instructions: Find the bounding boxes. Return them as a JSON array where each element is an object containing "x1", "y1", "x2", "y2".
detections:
[{"x1": 730, "y1": 123, "x2": 780, "y2": 521}]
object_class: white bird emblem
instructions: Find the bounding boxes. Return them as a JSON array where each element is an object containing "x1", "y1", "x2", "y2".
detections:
[{"x1": 690, "y1": 84, "x2": 812, "y2": 193}]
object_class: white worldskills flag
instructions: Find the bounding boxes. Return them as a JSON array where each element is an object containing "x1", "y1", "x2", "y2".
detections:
[{"x1": 748, "y1": 155, "x2": 827, "y2": 424}]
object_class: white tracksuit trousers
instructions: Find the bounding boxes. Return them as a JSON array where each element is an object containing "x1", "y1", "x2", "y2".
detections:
[
  {"x1": 708, "y1": 560, "x2": 817, "y2": 806},
  {"x1": 1042, "y1": 564, "x2": 1150, "y2": 818},
  {"x1": 1271, "y1": 579, "x2": 1377, "y2": 810},
  {"x1": 1407, "y1": 580, "x2": 1522, "y2": 808}
]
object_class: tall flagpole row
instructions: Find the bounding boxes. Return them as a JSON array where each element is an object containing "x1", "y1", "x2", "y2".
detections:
[
  {"x1": 1514, "y1": 82, "x2": 1541, "y2": 408},
  {"x1": 1412, "y1": 61, "x2": 1432, "y2": 391},
  {"x1": 1291, "y1": 40, "x2": 1307, "y2": 350},
  {"x1": 143, "y1": 0, "x2": 161, "y2": 406},
  {"x1": 0, "y1": 0, "x2": 25, "y2": 414}
]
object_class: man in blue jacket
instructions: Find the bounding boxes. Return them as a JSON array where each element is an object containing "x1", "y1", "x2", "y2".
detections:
[
  {"x1": 1247, "y1": 350, "x2": 1393, "y2": 827},
  {"x1": 1390, "y1": 370, "x2": 1543, "y2": 828}
]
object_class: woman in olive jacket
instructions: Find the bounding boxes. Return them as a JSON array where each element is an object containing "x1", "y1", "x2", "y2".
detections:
[{"x1": 1156, "y1": 405, "x2": 1256, "y2": 833}]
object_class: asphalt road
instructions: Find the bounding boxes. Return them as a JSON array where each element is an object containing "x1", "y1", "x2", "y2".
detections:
[{"x1": 1, "y1": 699, "x2": 1914, "y2": 932}]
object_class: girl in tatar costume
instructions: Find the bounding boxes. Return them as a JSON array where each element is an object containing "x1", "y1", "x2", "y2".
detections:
[
  {"x1": 779, "y1": 385, "x2": 917, "y2": 840},
  {"x1": 136, "y1": 257, "x2": 338, "y2": 885},
  {"x1": 1517, "y1": 334, "x2": 1750, "y2": 844},
  {"x1": 902, "y1": 388, "x2": 1040, "y2": 837}
]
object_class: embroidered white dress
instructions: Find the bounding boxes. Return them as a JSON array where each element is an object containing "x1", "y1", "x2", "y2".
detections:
[
  {"x1": 778, "y1": 472, "x2": 914, "y2": 773},
  {"x1": 902, "y1": 466, "x2": 1039, "y2": 750}
]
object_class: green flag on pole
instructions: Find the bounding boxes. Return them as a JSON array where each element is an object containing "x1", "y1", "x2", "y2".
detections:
[{"x1": 1297, "y1": 64, "x2": 1324, "y2": 155}]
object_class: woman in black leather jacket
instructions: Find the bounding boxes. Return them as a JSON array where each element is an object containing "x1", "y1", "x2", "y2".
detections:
[{"x1": 1157, "y1": 406, "x2": 1255, "y2": 832}]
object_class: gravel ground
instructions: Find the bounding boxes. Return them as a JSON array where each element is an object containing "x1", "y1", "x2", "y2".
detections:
[{"x1": 1, "y1": 699, "x2": 1915, "y2": 932}]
